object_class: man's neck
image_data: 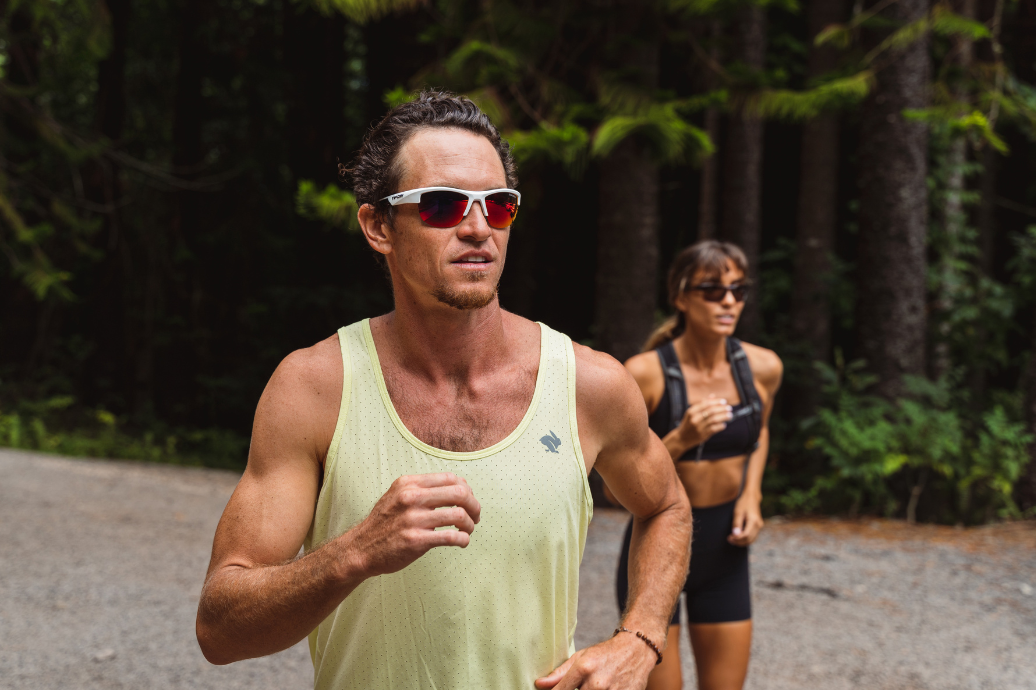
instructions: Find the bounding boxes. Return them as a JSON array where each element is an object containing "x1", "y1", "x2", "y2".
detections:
[
  {"x1": 374, "y1": 289, "x2": 509, "y2": 383},
  {"x1": 673, "y1": 328, "x2": 727, "y2": 377}
]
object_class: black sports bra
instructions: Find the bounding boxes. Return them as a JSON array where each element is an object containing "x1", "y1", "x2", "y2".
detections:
[{"x1": 647, "y1": 339, "x2": 762, "y2": 462}]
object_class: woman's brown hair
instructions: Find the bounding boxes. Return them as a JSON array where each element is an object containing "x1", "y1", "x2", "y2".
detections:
[{"x1": 642, "y1": 240, "x2": 750, "y2": 352}]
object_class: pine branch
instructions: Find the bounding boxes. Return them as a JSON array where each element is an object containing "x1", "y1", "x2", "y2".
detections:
[
  {"x1": 745, "y1": 71, "x2": 874, "y2": 121},
  {"x1": 591, "y1": 103, "x2": 713, "y2": 164},
  {"x1": 308, "y1": 0, "x2": 425, "y2": 24}
]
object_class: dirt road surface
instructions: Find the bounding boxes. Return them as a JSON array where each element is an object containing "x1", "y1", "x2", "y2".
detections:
[{"x1": 2, "y1": 449, "x2": 1033, "y2": 689}]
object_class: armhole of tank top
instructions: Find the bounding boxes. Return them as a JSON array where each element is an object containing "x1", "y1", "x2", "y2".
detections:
[
  {"x1": 320, "y1": 326, "x2": 352, "y2": 489},
  {"x1": 565, "y1": 334, "x2": 594, "y2": 519}
]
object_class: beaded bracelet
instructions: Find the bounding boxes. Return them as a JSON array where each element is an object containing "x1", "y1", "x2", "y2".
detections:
[{"x1": 613, "y1": 626, "x2": 663, "y2": 665}]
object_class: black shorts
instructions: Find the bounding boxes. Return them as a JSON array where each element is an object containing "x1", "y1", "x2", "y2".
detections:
[{"x1": 616, "y1": 498, "x2": 751, "y2": 625}]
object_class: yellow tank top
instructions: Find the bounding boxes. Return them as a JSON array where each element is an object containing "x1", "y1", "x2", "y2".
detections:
[{"x1": 306, "y1": 319, "x2": 593, "y2": 690}]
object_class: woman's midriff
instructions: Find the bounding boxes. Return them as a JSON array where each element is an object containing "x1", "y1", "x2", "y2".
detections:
[{"x1": 676, "y1": 454, "x2": 747, "y2": 508}]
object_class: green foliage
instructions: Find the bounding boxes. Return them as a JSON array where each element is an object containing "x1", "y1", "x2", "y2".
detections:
[
  {"x1": 793, "y1": 362, "x2": 1032, "y2": 522},
  {"x1": 665, "y1": 0, "x2": 799, "y2": 16},
  {"x1": 295, "y1": 180, "x2": 360, "y2": 232},
  {"x1": 308, "y1": 0, "x2": 424, "y2": 24},
  {"x1": 905, "y1": 108, "x2": 1008, "y2": 152},
  {"x1": 383, "y1": 86, "x2": 420, "y2": 109},
  {"x1": 444, "y1": 40, "x2": 522, "y2": 87},
  {"x1": 0, "y1": 396, "x2": 248, "y2": 469},
  {"x1": 928, "y1": 4, "x2": 991, "y2": 41},
  {"x1": 591, "y1": 101, "x2": 713, "y2": 164},
  {"x1": 747, "y1": 71, "x2": 873, "y2": 121},
  {"x1": 507, "y1": 123, "x2": 590, "y2": 177}
]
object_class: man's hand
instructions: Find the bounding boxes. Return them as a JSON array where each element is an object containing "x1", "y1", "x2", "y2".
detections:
[
  {"x1": 676, "y1": 393, "x2": 733, "y2": 449},
  {"x1": 534, "y1": 633, "x2": 657, "y2": 690},
  {"x1": 728, "y1": 492, "x2": 763, "y2": 546},
  {"x1": 349, "y1": 473, "x2": 481, "y2": 577}
]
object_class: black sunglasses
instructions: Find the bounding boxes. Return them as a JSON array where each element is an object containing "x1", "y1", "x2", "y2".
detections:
[{"x1": 688, "y1": 283, "x2": 749, "y2": 303}]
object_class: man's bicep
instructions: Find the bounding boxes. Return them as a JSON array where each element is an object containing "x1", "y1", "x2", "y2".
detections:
[
  {"x1": 577, "y1": 348, "x2": 681, "y2": 519},
  {"x1": 207, "y1": 358, "x2": 328, "y2": 575},
  {"x1": 596, "y1": 430, "x2": 679, "y2": 519}
]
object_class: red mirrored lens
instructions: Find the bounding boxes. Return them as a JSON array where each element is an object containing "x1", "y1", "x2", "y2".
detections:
[
  {"x1": 418, "y1": 191, "x2": 468, "y2": 228},
  {"x1": 485, "y1": 192, "x2": 519, "y2": 229}
]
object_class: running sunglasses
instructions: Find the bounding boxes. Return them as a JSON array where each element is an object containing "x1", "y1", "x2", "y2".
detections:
[
  {"x1": 688, "y1": 283, "x2": 750, "y2": 303},
  {"x1": 382, "y1": 187, "x2": 521, "y2": 229}
]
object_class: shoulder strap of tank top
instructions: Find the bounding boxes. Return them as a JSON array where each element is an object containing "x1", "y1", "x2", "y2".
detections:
[
  {"x1": 726, "y1": 337, "x2": 762, "y2": 443},
  {"x1": 656, "y1": 341, "x2": 688, "y2": 433}
]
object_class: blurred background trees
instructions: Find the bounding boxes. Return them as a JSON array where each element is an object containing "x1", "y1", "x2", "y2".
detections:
[{"x1": 2, "y1": 0, "x2": 1036, "y2": 522}]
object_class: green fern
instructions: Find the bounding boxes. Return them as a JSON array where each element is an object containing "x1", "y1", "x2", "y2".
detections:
[
  {"x1": 308, "y1": 0, "x2": 424, "y2": 24},
  {"x1": 507, "y1": 123, "x2": 590, "y2": 177},
  {"x1": 591, "y1": 102, "x2": 713, "y2": 165},
  {"x1": 747, "y1": 71, "x2": 873, "y2": 121},
  {"x1": 295, "y1": 181, "x2": 360, "y2": 232},
  {"x1": 445, "y1": 40, "x2": 522, "y2": 87}
]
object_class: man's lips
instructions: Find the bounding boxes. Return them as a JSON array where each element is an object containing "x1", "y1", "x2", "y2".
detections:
[{"x1": 451, "y1": 254, "x2": 494, "y2": 266}]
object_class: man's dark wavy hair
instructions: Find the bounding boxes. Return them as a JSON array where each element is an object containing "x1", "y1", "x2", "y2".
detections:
[{"x1": 343, "y1": 90, "x2": 518, "y2": 220}]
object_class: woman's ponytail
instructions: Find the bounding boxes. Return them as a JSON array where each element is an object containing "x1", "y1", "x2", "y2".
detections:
[{"x1": 642, "y1": 312, "x2": 686, "y2": 352}]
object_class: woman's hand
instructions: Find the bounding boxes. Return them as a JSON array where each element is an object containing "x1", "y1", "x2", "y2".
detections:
[
  {"x1": 675, "y1": 394, "x2": 733, "y2": 450},
  {"x1": 728, "y1": 492, "x2": 764, "y2": 547}
]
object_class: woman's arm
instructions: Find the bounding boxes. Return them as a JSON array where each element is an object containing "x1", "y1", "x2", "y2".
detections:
[{"x1": 728, "y1": 345, "x2": 783, "y2": 546}]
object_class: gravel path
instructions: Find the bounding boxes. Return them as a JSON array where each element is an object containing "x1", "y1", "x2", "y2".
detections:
[{"x1": 2, "y1": 449, "x2": 1034, "y2": 689}]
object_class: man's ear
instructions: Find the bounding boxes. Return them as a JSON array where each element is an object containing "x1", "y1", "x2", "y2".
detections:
[{"x1": 358, "y1": 203, "x2": 393, "y2": 256}]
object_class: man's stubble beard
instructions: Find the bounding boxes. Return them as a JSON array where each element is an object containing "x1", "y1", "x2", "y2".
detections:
[{"x1": 432, "y1": 273, "x2": 499, "y2": 310}]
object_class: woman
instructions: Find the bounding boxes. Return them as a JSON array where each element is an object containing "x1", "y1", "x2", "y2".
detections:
[{"x1": 609, "y1": 240, "x2": 782, "y2": 690}]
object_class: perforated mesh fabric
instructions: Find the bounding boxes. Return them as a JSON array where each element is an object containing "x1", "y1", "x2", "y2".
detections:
[{"x1": 305, "y1": 319, "x2": 592, "y2": 690}]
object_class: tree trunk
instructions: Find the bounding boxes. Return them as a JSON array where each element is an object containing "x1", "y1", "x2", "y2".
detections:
[
  {"x1": 1023, "y1": 315, "x2": 1036, "y2": 511},
  {"x1": 855, "y1": 0, "x2": 931, "y2": 399},
  {"x1": 284, "y1": 6, "x2": 345, "y2": 185},
  {"x1": 697, "y1": 19, "x2": 722, "y2": 241},
  {"x1": 1013, "y1": 0, "x2": 1036, "y2": 511},
  {"x1": 363, "y1": 12, "x2": 432, "y2": 130},
  {"x1": 596, "y1": 138, "x2": 660, "y2": 362},
  {"x1": 788, "y1": 0, "x2": 848, "y2": 419},
  {"x1": 95, "y1": 0, "x2": 130, "y2": 142},
  {"x1": 155, "y1": 0, "x2": 207, "y2": 417},
  {"x1": 84, "y1": 0, "x2": 131, "y2": 409},
  {"x1": 722, "y1": 4, "x2": 766, "y2": 341},
  {"x1": 594, "y1": 11, "x2": 660, "y2": 362}
]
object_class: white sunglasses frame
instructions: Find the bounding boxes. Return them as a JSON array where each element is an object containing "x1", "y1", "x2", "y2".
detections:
[{"x1": 381, "y1": 187, "x2": 521, "y2": 227}]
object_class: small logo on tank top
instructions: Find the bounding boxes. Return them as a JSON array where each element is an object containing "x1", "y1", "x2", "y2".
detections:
[{"x1": 540, "y1": 430, "x2": 561, "y2": 453}]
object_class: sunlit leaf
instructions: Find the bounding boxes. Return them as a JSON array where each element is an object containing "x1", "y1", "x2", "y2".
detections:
[{"x1": 295, "y1": 180, "x2": 360, "y2": 232}]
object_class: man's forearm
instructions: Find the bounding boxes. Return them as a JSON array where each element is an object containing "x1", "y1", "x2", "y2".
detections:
[
  {"x1": 622, "y1": 495, "x2": 692, "y2": 646},
  {"x1": 197, "y1": 534, "x2": 364, "y2": 664}
]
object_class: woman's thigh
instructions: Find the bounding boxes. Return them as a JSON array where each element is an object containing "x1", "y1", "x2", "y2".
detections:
[
  {"x1": 644, "y1": 624, "x2": 683, "y2": 690},
  {"x1": 689, "y1": 620, "x2": 752, "y2": 690}
]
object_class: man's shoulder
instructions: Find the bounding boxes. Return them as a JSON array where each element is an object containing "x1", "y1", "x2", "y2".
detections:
[
  {"x1": 571, "y1": 342, "x2": 628, "y2": 389},
  {"x1": 250, "y1": 331, "x2": 344, "y2": 471},
  {"x1": 264, "y1": 332, "x2": 345, "y2": 410},
  {"x1": 571, "y1": 343, "x2": 644, "y2": 422}
]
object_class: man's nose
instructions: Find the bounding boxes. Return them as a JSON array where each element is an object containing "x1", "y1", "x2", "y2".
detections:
[{"x1": 456, "y1": 202, "x2": 493, "y2": 241}]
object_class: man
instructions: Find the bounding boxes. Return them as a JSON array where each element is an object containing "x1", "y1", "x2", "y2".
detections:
[{"x1": 196, "y1": 91, "x2": 691, "y2": 690}]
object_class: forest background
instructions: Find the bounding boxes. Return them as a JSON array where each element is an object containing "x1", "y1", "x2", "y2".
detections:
[{"x1": 3, "y1": 0, "x2": 1036, "y2": 525}]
